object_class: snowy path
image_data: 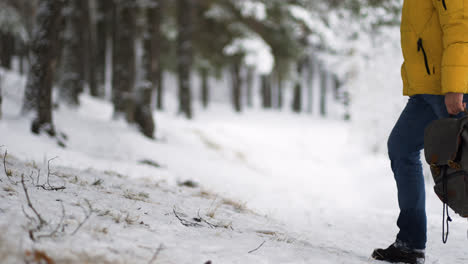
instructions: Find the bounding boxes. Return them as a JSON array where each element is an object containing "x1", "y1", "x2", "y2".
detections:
[{"x1": 1, "y1": 82, "x2": 468, "y2": 262}]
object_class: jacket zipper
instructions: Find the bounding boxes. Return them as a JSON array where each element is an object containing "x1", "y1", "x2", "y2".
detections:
[
  {"x1": 417, "y1": 38, "x2": 431, "y2": 75},
  {"x1": 442, "y1": 0, "x2": 447, "y2": 10}
]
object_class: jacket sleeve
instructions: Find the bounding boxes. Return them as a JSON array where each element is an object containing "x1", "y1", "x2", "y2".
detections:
[{"x1": 438, "y1": 1, "x2": 468, "y2": 94}]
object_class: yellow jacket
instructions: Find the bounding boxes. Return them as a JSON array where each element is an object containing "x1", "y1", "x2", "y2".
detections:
[{"x1": 401, "y1": 0, "x2": 468, "y2": 95}]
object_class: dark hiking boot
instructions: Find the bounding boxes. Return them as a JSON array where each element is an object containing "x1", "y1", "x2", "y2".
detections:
[{"x1": 372, "y1": 243, "x2": 425, "y2": 264}]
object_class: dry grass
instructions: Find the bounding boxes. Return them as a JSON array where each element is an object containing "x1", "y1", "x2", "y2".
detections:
[{"x1": 123, "y1": 190, "x2": 149, "y2": 202}]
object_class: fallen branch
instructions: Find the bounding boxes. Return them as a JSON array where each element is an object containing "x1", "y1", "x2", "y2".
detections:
[
  {"x1": 173, "y1": 207, "x2": 203, "y2": 227},
  {"x1": 148, "y1": 244, "x2": 164, "y2": 264},
  {"x1": 248, "y1": 240, "x2": 266, "y2": 254}
]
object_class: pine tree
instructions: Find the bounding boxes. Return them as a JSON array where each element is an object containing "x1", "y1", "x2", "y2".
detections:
[
  {"x1": 144, "y1": 0, "x2": 164, "y2": 110},
  {"x1": 112, "y1": 0, "x2": 136, "y2": 122},
  {"x1": 177, "y1": 0, "x2": 193, "y2": 119},
  {"x1": 261, "y1": 75, "x2": 272, "y2": 109},
  {"x1": 319, "y1": 64, "x2": 327, "y2": 117},
  {"x1": 306, "y1": 56, "x2": 315, "y2": 114},
  {"x1": 82, "y1": 0, "x2": 98, "y2": 98},
  {"x1": 231, "y1": 57, "x2": 242, "y2": 112},
  {"x1": 26, "y1": 0, "x2": 64, "y2": 135},
  {"x1": 246, "y1": 66, "x2": 254, "y2": 108},
  {"x1": 0, "y1": 33, "x2": 14, "y2": 69},
  {"x1": 134, "y1": 1, "x2": 157, "y2": 139},
  {"x1": 59, "y1": 0, "x2": 84, "y2": 106},
  {"x1": 199, "y1": 66, "x2": 209, "y2": 108},
  {"x1": 96, "y1": 0, "x2": 113, "y2": 96},
  {"x1": 292, "y1": 61, "x2": 304, "y2": 113}
]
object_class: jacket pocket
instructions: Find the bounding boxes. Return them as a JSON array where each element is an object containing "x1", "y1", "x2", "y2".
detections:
[{"x1": 437, "y1": 0, "x2": 464, "y2": 15}]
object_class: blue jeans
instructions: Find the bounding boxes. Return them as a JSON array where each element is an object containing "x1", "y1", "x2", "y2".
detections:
[{"x1": 388, "y1": 94, "x2": 468, "y2": 249}]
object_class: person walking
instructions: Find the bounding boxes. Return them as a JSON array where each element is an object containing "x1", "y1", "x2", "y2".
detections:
[{"x1": 371, "y1": 0, "x2": 468, "y2": 263}]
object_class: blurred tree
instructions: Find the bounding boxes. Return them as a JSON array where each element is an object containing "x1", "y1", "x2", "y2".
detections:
[
  {"x1": 135, "y1": 0, "x2": 157, "y2": 138},
  {"x1": 192, "y1": 0, "x2": 242, "y2": 110},
  {"x1": 112, "y1": 0, "x2": 136, "y2": 122},
  {"x1": 59, "y1": 0, "x2": 85, "y2": 106},
  {"x1": 144, "y1": 0, "x2": 164, "y2": 110},
  {"x1": 0, "y1": 33, "x2": 14, "y2": 69},
  {"x1": 82, "y1": 0, "x2": 98, "y2": 97},
  {"x1": 26, "y1": 0, "x2": 64, "y2": 135},
  {"x1": 246, "y1": 66, "x2": 254, "y2": 108},
  {"x1": 319, "y1": 63, "x2": 327, "y2": 117},
  {"x1": 177, "y1": 0, "x2": 193, "y2": 119},
  {"x1": 96, "y1": 0, "x2": 113, "y2": 97},
  {"x1": 306, "y1": 56, "x2": 315, "y2": 113},
  {"x1": 292, "y1": 60, "x2": 304, "y2": 113},
  {"x1": 230, "y1": 55, "x2": 243, "y2": 112},
  {"x1": 261, "y1": 75, "x2": 272, "y2": 108}
]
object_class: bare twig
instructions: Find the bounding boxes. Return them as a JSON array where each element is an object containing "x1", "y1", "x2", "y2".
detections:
[
  {"x1": 36, "y1": 184, "x2": 66, "y2": 191},
  {"x1": 196, "y1": 209, "x2": 223, "y2": 229},
  {"x1": 148, "y1": 244, "x2": 164, "y2": 264},
  {"x1": 21, "y1": 205, "x2": 37, "y2": 224},
  {"x1": 36, "y1": 168, "x2": 41, "y2": 185},
  {"x1": 35, "y1": 157, "x2": 65, "y2": 191},
  {"x1": 173, "y1": 207, "x2": 203, "y2": 227},
  {"x1": 71, "y1": 199, "x2": 93, "y2": 235},
  {"x1": 2, "y1": 150, "x2": 16, "y2": 184},
  {"x1": 248, "y1": 240, "x2": 266, "y2": 254},
  {"x1": 28, "y1": 171, "x2": 35, "y2": 183},
  {"x1": 46, "y1": 157, "x2": 58, "y2": 186},
  {"x1": 21, "y1": 174, "x2": 47, "y2": 229},
  {"x1": 37, "y1": 201, "x2": 66, "y2": 239},
  {"x1": 3, "y1": 150, "x2": 10, "y2": 176}
]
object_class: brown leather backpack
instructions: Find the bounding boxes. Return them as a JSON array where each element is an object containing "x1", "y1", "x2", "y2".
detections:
[{"x1": 424, "y1": 114, "x2": 468, "y2": 242}]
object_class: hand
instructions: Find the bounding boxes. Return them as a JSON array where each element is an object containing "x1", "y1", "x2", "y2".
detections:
[{"x1": 445, "y1": 92, "x2": 466, "y2": 115}]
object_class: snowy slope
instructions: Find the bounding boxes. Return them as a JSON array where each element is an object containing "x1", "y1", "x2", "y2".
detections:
[{"x1": 1, "y1": 69, "x2": 468, "y2": 263}]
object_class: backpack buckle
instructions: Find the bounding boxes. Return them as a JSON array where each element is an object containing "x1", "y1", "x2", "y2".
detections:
[
  {"x1": 448, "y1": 160, "x2": 462, "y2": 170},
  {"x1": 431, "y1": 164, "x2": 441, "y2": 176}
]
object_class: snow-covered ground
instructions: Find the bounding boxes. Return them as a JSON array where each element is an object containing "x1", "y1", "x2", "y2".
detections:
[{"x1": 1, "y1": 70, "x2": 468, "y2": 263}]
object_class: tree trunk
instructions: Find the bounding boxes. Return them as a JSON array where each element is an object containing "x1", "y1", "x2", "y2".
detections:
[
  {"x1": 133, "y1": 0, "x2": 157, "y2": 139},
  {"x1": 231, "y1": 61, "x2": 242, "y2": 112},
  {"x1": 0, "y1": 33, "x2": 14, "y2": 69},
  {"x1": 177, "y1": 0, "x2": 193, "y2": 119},
  {"x1": 18, "y1": 42, "x2": 26, "y2": 75},
  {"x1": 112, "y1": 0, "x2": 136, "y2": 123},
  {"x1": 307, "y1": 56, "x2": 315, "y2": 113},
  {"x1": 200, "y1": 67, "x2": 209, "y2": 108},
  {"x1": 319, "y1": 64, "x2": 327, "y2": 117},
  {"x1": 59, "y1": 0, "x2": 84, "y2": 106},
  {"x1": 343, "y1": 91, "x2": 351, "y2": 121},
  {"x1": 0, "y1": 71, "x2": 2, "y2": 119},
  {"x1": 96, "y1": 0, "x2": 113, "y2": 94},
  {"x1": 292, "y1": 61, "x2": 303, "y2": 113},
  {"x1": 145, "y1": 0, "x2": 163, "y2": 110},
  {"x1": 27, "y1": 0, "x2": 64, "y2": 135},
  {"x1": 246, "y1": 66, "x2": 254, "y2": 108},
  {"x1": 156, "y1": 67, "x2": 164, "y2": 110},
  {"x1": 82, "y1": 0, "x2": 99, "y2": 97},
  {"x1": 261, "y1": 74, "x2": 272, "y2": 109},
  {"x1": 277, "y1": 72, "x2": 283, "y2": 109}
]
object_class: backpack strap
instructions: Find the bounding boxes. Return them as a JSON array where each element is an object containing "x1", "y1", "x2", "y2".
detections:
[{"x1": 441, "y1": 165, "x2": 453, "y2": 244}]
